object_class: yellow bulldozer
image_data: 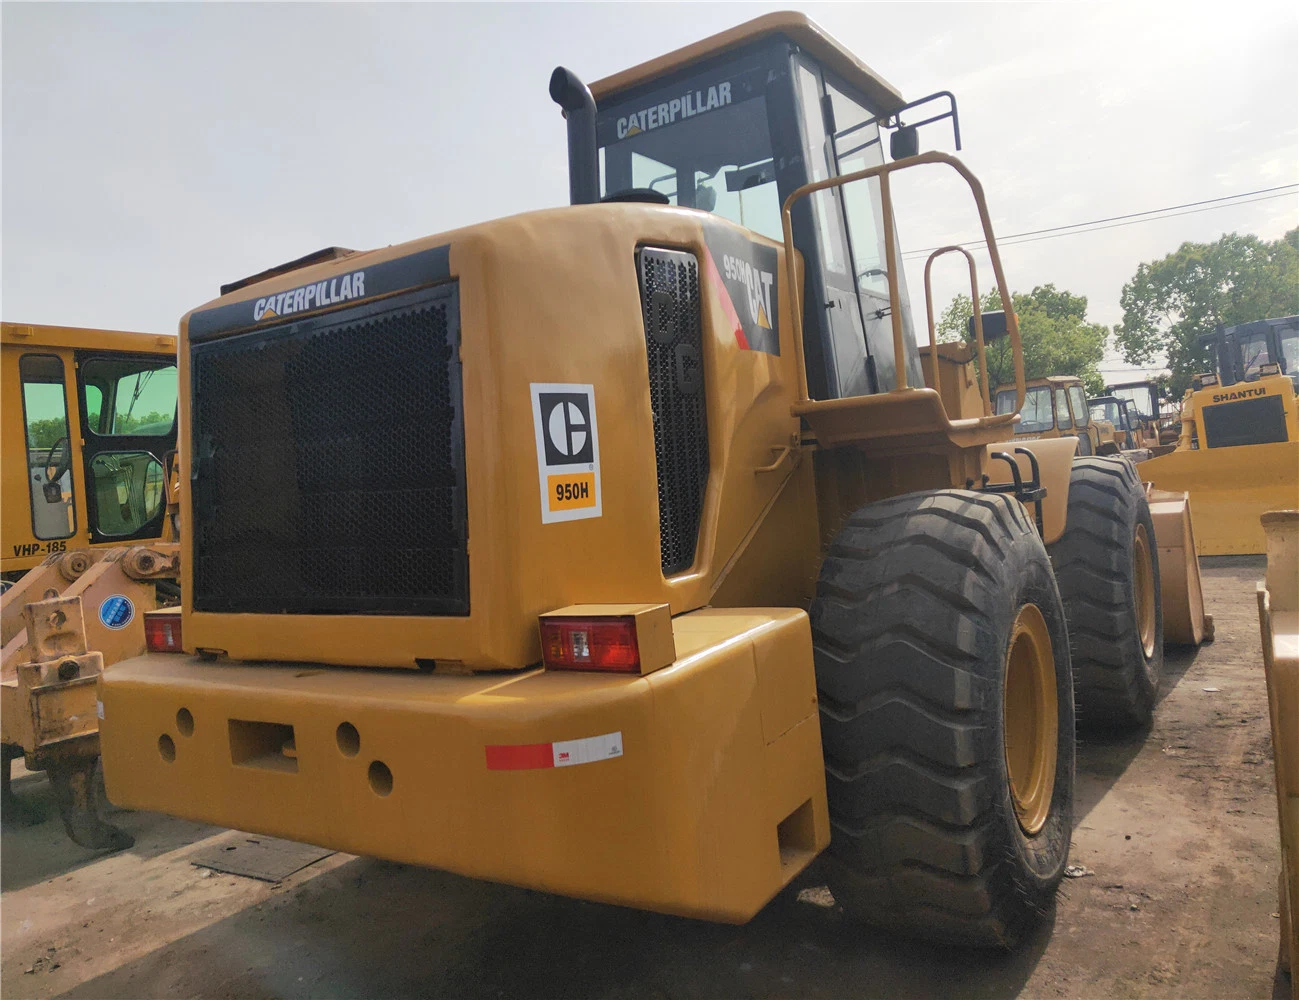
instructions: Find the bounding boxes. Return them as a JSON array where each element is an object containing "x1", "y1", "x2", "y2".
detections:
[
  {"x1": 1, "y1": 321, "x2": 180, "y2": 848},
  {"x1": 1140, "y1": 316, "x2": 1299, "y2": 555},
  {"x1": 95, "y1": 13, "x2": 1208, "y2": 946}
]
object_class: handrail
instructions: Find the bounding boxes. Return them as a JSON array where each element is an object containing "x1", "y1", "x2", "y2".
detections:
[
  {"x1": 779, "y1": 150, "x2": 1025, "y2": 423},
  {"x1": 922, "y1": 245, "x2": 1018, "y2": 417}
]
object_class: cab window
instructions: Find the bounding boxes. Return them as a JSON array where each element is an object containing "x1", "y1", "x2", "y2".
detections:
[
  {"x1": 1090, "y1": 400, "x2": 1120, "y2": 425},
  {"x1": 1055, "y1": 389, "x2": 1073, "y2": 430},
  {"x1": 87, "y1": 452, "x2": 166, "y2": 537},
  {"x1": 20, "y1": 354, "x2": 76, "y2": 540},
  {"x1": 598, "y1": 59, "x2": 782, "y2": 240},
  {"x1": 997, "y1": 386, "x2": 1053, "y2": 434},
  {"x1": 1279, "y1": 326, "x2": 1298, "y2": 375},
  {"x1": 81, "y1": 357, "x2": 177, "y2": 436},
  {"x1": 1068, "y1": 386, "x2": 1089, "y2": 428},
  {"x1": 827, "y1": 80, "x2": 889, "y2": 297}
]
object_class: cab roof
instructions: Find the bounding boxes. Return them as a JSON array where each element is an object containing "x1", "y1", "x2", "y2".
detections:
[
  {"x1": 589, "y1": 11, "x2": 906, "y2": 114},
  {"x1": 1, "y1": 321, "x2": 175, "y2": 355}
]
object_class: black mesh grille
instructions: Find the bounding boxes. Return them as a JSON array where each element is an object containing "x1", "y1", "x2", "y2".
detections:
[
  {"x1": 190, "y1": 284, "x2": 468, "y2": 615},
  {"x1": 1203, "y1": 394, "x2": 1288, "y2": 448},
  {"x1": 638, "y1": 248, "x2": 708, "y2": 576}
]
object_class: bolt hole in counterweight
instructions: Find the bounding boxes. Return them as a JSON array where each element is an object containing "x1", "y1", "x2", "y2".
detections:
[
  {"x1": 176, "y1": 707, "x2": 194, "y2": 737},
  {"x1": 158, "y1": 733, "x2": 176, "y2": 762},
  {"x1": 368, "y1": 760, "x2": 393, "y2": 796},
  {"x1": 336, "y1": 722, "x2": 360, "y2": 757}
]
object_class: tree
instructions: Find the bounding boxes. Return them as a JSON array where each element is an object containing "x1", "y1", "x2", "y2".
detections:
[
  {"x1": 1114, "y1": 229, "x2": 1299, "y2": 396},
  {"x1": 936, "y1": 283, "x2": 1109, "y2": 396}
]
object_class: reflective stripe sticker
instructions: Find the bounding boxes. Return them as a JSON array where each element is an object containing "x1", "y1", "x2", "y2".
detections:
[{"x1": 485, "y1": 731, "x2": 623, "y2": 770}]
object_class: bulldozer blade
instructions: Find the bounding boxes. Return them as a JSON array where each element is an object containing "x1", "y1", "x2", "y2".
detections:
[
  {"x1": 46, "y1": 752, "x2": 134, "y2": 852},
  {"x1": 1138, "y1": 440, "x2": 1299, "y2": 555}
]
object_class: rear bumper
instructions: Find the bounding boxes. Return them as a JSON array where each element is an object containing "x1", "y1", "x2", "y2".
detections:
[{"x1": 99, "y1": 607, "x2": 828, "y2": 922}]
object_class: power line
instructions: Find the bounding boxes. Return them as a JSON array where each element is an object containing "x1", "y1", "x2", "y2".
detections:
[
  {"x1": 990, "y1": 192, "x2": 1296, "y2": 251},
  {"x1": 903, "y1": 182, "x2": 1299, "y2": 258}
]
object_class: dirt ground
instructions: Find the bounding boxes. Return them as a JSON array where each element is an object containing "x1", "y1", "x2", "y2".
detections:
[{"x1": 1, "y1": 557, "x2": 1290, "y2": 999}]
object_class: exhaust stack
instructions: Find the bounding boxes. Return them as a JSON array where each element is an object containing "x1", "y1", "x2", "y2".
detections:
[{"x1": 549, "y1": 67, "x2": 599, "y2": 206}]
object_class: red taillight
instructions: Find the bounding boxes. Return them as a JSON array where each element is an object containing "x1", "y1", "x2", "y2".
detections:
[
  {"x1": 540, "y1": 616, "x2": 640, "y2": 673},
  {"x1": 144, "y1": 611, "x2": 183, "y2": 653}
]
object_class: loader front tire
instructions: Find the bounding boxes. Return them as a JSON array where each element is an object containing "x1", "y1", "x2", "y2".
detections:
[
  {"x1": 1048, "y1": 456, "x2": 1163, "y2": 731},
  {"x1": 811, "y1": 489, "x2": 1075, "y2": 948}
]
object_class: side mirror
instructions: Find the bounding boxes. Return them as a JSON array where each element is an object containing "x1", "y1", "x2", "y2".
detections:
[
  {"x1": 968, "y1": 310, "x2": 1009, "y2": 342},
  {"x1": 890, "y1": 125, "x2": 919, "y2": 161}
]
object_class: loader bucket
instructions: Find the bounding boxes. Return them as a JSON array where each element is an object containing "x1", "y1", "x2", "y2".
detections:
[
  {"x1": 1138, "y1": 440, "x2": 1299, "y2": 555},
  {"x1": 1146, "y1": 487, "x2": 1212, "y2": 645},
  {"x1": 1258, "y1": 510, "x2": 1299, "y2": 977}
]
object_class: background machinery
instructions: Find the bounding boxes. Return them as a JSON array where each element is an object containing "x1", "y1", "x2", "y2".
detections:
[
  {"x1": 1140, "y1": 316, "x2": 1299, "y2": 555},
  {"x1": 1, "y1": 321, "x2": 180, "y2": 848},
  {"x1": 96, "y1": 13, "x2": 1206, "y2": 946},
  {"x1": 994, "y1": 374, "x2": 1114, "y2": 455},
  {"x1": 1106, "y1": 379, "x2": 1172, "y2": 452}
]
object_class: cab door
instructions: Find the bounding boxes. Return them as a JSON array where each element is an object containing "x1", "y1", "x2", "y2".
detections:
[
  {"x1": 74, "y1": 352, "x2": 178, "y2": 545},
  {"x1": 2, "y1": 348, "x2": 85, "y2": 572},
  {"x1": 1069, "y1": 384, "x2": 1098, "y2": 454}
]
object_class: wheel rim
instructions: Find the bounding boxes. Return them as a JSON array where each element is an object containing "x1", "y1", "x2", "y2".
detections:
[
  {"x1": 1002, "y1": 603, "x2": 1059, "y2": 836},
  {"x1": 1134, "y1": 522, "x2": 1156, "y2": 659}
]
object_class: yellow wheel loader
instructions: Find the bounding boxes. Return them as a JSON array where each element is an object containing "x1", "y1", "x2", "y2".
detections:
[
  {"x1": 993, "y1": 374, "x2": 1116, "y2": 456},
  {"x1": 95, "y1": 13, "x2": 1207, "y2": 947},
  {"x1": 1, "y1": 322, "x2": 180, "y2": 848},
  {"x1": 1139, "y1": 316, "x2": 1299, "y2": 555}
]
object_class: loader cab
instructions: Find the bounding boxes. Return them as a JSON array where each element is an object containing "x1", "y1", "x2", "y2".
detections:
[
  {"x1": 585, "y1": 12, "x2": 929, "y2": 401},
  {"x1": 1, "y1": 323, "x2": 178, "y2": 577},
  {"x1": 1201, "y1": 316, "x2": 1299, "y2": 391},
  {"x1": 994, "y1": 376, "x2": 1098, "y2": 455}
]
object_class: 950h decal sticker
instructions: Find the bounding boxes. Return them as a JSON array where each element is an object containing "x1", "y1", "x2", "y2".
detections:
[
  {"x1": 531, "y1": 383, "x2": 602, "y2": 524},
  {"x1": 701, "y1": 225, "x2": 780, "y2": 356}
]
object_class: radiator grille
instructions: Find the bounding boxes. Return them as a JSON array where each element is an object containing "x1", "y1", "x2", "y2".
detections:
[
  {"x1": 190, "y1": 283, "x2": 468, "y2": 615},
  {"x1": 1203, "y1": 394, "x2": 1288, "y2": 448},
  {"x1": 638, "y1": 248, "x2": 708, "y2": 576}
]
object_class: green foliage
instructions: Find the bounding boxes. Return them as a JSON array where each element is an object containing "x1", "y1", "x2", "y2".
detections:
[
  {"x1": 1115, "y1": 229, "x2": 1299, "y2": 396},
  {"x1": 26, "y1": 411, "x2": 172, "y2": 450},
  {"x1": 936, "y1": 283, "x2": 1109, "y2": 396},
  {"x1": 26, "y1": 417, "x2": 68, "y2": 451}
]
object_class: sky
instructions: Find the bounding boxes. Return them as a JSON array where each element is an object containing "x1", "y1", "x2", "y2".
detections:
[{"x1": 3, "y1": 2, "x2": 1297, "y2": 381}]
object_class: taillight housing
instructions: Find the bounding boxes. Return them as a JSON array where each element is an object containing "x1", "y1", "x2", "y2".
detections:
[
  {"x1": 144, "y1": 610, "x2": 183, "y2": 653},
  {"x1": 538, "y1": 604, "x2": 675, "y2": 675}
]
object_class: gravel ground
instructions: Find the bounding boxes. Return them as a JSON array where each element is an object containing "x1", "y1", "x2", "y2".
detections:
[{"x1": 1, "y1": 557, "x2": 1289, "y2": 999}]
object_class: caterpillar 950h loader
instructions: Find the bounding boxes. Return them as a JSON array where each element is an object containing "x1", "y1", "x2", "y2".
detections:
[
  {"x1": 1140, "y1": 316, "x2": 1299, "y2": 556},
  {"x1": 97, "y1": 13, "x2": 1206, "y2": 947},
  {"x1": 1, "y1": 322, "x2": 180, "y2": 848}
]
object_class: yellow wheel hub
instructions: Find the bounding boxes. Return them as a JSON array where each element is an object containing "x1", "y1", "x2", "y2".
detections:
[
  {"x1": 1003, "y1": 603, "x2": 1058, "y2": 836},
  {"x1": 1134, "y1": 522, "x2": 1157, "y2": 659}
]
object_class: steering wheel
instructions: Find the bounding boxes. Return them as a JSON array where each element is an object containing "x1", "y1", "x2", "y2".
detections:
[{"x1": 42, "y1": 437, "x2": 71, "y2": 483}]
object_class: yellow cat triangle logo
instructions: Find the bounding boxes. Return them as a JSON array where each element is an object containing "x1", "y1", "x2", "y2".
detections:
[
  {"x1": 756, "y1": 301, "x2": 771, "y2": 329},
  {"x1": 626, "y1": 124, "x2": 642, "y2": 137}
]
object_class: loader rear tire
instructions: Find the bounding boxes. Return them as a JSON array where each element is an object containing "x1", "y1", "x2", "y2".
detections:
[
  {"x1": 811, "y1": 490, "x2": 1075, "y2": 948},
  {"x1": 1048, "y1": 456, "x2": 1163, "y2": 731}
]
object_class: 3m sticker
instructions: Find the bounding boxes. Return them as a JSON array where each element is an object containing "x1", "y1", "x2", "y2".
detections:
[
  {"x1": 98, "y1": 595, "x2": 135, "y2": 630},
  {"x1": 485, "y1": 731, "x2": 624, "y2": 770},
  {"x1": 531, "y1": 383, "x2": 602, "y2": 523}
]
